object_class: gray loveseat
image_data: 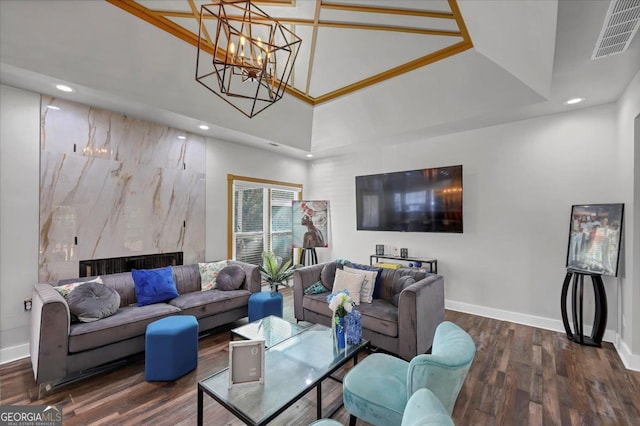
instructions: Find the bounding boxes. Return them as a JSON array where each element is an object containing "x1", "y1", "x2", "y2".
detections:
[
  {"x1": 30, "y1": 261, "x2": 259, "y2": 391},
  {"x1": 293, "y1": 261, "x2": 445, "y2": 360}
]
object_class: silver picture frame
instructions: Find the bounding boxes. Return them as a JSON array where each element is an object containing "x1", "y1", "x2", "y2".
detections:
[{"x1": 228, "y1": 339, "x2": 265, "y2": 388}]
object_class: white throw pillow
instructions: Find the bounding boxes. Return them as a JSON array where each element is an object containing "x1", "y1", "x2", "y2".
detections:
[
  {"x1": 332, "y1": 268, "x2": 365, "y2": 305},
  {"x1": 343, "y1": 265, "x2": 377, "y2": 303}
]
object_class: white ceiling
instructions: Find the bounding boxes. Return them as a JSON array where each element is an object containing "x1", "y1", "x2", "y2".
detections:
[{"x1": 1, "y1": 0, "x2": 639, "y2": 160}]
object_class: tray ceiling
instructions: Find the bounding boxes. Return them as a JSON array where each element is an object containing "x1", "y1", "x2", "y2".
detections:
[{"x1": 108, "y1": 0, "x2": 473, "y2": 105}]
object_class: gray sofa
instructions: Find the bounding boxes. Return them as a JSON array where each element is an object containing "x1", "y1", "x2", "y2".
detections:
[
  {"x1": 293, "y1": 261, "x2": 445, "y2": 360},
  {"x1": 30, "y1": 261, "x2": 260, "y2": 391}
]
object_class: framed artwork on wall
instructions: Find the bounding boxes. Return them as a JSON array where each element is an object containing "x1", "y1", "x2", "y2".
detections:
[
  {"x1": 292, "y1": 200, "x2": 330, "y2": 248},
  {"x1": 565, "y1": 203, "x2": 624, "y2": 277}
]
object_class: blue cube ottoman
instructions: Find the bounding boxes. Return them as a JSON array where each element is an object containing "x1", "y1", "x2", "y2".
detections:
[
  {"x1": 145, "y1": 315, "x2": 198, "y2": 381},
  {"x1": 248, "y1": 291, "x2": 283, "y2": 322}
]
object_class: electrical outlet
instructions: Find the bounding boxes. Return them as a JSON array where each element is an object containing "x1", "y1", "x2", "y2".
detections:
[{"x1": 24, "y1": 298, "x2": 32, "y2": 311}]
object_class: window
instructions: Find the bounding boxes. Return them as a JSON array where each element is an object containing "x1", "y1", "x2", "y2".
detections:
[{"x1": 228, "y1": 175, "x2": 302, "y2": 266}]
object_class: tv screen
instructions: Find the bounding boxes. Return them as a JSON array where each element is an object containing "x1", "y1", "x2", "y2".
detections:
[{"x1": 356, "y1": 165, "x2": 463, "y2": 233}]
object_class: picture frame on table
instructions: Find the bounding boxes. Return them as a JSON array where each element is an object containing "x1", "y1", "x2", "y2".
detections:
[{"x1": 228, "y1": 339, "x2": 265, "y2": 388}]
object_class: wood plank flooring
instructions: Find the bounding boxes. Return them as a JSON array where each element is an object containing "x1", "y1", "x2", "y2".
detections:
[{"x1": 1, "y1": 288, "x2": 639, "y2": 425}]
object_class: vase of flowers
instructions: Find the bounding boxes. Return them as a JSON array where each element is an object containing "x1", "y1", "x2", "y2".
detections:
[{"x1": 327, "y1": 290, "x2": 353, "y2": 349}]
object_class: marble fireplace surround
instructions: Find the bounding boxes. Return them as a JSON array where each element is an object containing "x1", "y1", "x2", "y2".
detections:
[{"x1": 39, "y1": 96, "x2": 205, "y2": 282}]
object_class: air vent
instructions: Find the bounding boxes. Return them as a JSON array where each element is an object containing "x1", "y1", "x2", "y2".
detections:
[{"x1": 592, "y1": 0, "x2": 640, "y2": 59}]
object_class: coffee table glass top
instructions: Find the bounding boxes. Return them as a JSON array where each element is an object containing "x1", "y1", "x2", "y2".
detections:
[
  {"x1": 200, "y1": 323, "x2": 369, "y2": 425},
  {"x1": 231, "y1": 315, "x2": 308, "y2": 347}
]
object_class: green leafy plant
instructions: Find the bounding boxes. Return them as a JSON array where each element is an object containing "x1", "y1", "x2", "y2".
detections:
[{"x1": 258, "y1": 251, "x2": 296, "y2": 293}]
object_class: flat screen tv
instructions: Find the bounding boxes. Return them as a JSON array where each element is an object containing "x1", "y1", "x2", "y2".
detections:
[{"x1": 356, "y1": 165, "x2": 463, "y2": 233}]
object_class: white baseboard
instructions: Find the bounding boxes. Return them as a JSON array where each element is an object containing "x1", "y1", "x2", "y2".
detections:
[
  {"x1": 0, "y1": 343, "x2": 29, "y2": 365},
  {"x1": 613, "y1": 336, "x2": 640, "y2": 371}
]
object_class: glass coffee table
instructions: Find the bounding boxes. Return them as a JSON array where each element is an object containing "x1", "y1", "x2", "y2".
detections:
[
  {"x1": 230, "y1": 315, "x2": 308, "y2": 347},
  {"x1": 198, "y1": 322, "x2": 369, "y2": 426}
]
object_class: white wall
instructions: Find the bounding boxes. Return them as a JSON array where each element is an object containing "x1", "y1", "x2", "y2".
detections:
[
  {"x1": 0, "y1": 84, "x2": 309, "y2": 363},
  {"x1": 0, "y1": 85, "x2": 40, "y2": 363},
  {"x1": 615, "y1": 70, "x2": 640, "y2": 363},
  {"x1": 308, "y1": 101, "x2": 638, "y2": 366}
]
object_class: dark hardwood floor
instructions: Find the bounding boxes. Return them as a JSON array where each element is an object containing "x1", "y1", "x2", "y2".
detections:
[{"x1": 2, "y1": 288, "x2": 639, "y2": 425}]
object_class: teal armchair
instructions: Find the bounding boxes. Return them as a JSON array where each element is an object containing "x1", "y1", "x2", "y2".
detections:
[{"x1": 342, "y1": 321, "x2": 476, "y2": 426}]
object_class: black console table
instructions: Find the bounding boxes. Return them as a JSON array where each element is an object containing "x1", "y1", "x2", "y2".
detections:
[
  {"x1": 560, "y1": 270, "x2": 607, "y2": 347},
  {"x1": 369, "y1": 254, "x2": 437, "y2": 274}
]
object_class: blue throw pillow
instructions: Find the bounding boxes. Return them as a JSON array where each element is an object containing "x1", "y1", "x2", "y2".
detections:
[
  {"x1": 347, "y1": 263, "x2": 383, "y2": 299},
  {"x1": 132, "y1": 266, "x2": 179, "y2": 306}
]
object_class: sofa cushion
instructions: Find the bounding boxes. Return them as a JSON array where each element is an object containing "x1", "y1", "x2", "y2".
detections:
[
  {"x1": 67, "y1": 282, "x2": 121, "y2": 323},
  {"x1": 168, "y1": 288, "x2": 251, "y2": 318},
  {"x1": 216, "y1": 265, "x2": 246, "y2": 291},
  {"x1": 68, "y1": 303, "x2": 181, "y2": 353},
  {"x1": 55, "y1": 277, "x2": 103, "y2": 298},
  {"x1": 132, "y1": 267, "x2": 180, "y2": 306},
  {"x1": 332, "y1": 269, "x2": 365, "y2": 305},
  {"x1": 199, "y1": 260, "x2": 228, "y2": 291},
  {"x1": 171, "y1": 264, "x2": 202, "y2": 294},
  {"x1": 303, "y1": 294, "x2": 398, "y2": 338},
  {"x1": 391, "y1": 275, "x2": 416, "y2": 307}
]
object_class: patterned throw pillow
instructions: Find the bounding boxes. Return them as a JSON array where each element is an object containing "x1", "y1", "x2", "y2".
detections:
[
  {"x1": 304, "y1": 281, "x2": 330, "y2": 295},
  {"x1": 198, "y1": 260, "x2": 228, "y2": 291},
  {"x1": 54, "y1": 277, "x2": 104, "y2": 298}
]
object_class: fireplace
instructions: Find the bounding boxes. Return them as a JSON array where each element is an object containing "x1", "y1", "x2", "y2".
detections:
[{"x1": 79, "y1": 252, "x2": 183, "y2": 277}]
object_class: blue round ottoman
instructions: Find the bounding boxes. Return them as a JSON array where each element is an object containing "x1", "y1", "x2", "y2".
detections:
[
  {"x1": 248, "y1": 291, "x2": 283, "y2": 322},
  {"x1": 145, "y1": 315, "x2": 198, "y2": 381}
]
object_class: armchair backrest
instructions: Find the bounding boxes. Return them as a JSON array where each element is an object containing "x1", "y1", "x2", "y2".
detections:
[{"x1": 406, "y1": 321, "x2": 476, "y2": 414}]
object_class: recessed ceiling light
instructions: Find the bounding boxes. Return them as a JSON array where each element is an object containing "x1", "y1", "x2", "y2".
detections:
[
  {"x1": 178, "y1": 135, "x2": 186, "y2": 140},
  {"x1": 564, "y1": 97, "x2": 585, "y2": 105},
  {"x1": 306, "y1": 154, "x2": 313, "y2": 158},
  {"x1": 199, "y1": 125, "x2": 209, "y2": 130},
  {"x1": 269, "y1": 142, "x2": 279, "y2": 147},
  {"x1": 55, "y1": 84, "x2": 74, "y2": 92},
  {"x1": 46, "y1": 105, "x2": 60, "y2": 110}
]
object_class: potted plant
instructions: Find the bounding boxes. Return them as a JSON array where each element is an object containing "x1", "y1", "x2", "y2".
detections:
[{"x1": 258, "y1": 251, "x2": 296, "y2": 294}]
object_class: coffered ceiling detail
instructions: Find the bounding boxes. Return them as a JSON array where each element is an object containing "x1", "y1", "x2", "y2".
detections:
[{"x1": 107, "y1": 0, "x2": 473, "y2": 105}]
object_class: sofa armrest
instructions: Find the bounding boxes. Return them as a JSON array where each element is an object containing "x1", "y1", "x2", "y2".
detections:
[
  {"x1": 229, "y1": 260, "x2": 261, "y2": 293},
  {"x1": 31, "y1": 284, "x2": 70, "y2": 384},
  {"x1": 293, "y1": 263, "x2": 326, "y2": 321},
  {"x1": 397, "y1": 274, "x2": 445, "y2": 361}
]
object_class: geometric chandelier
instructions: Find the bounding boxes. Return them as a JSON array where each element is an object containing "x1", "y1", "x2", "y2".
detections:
[{"x1": 196, "y1": 1, "x2": 302, "y2": 118}]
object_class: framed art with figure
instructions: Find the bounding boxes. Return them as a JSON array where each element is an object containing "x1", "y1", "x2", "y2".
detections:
[
  {"x1": 565, "y1": 203, "x2": 624, "y2": 277},
  {"x1": 292, "y1": 200, "x2": 329, "y2": 248}
]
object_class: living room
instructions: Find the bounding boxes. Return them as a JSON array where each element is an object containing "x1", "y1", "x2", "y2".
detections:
[{"x1": 1, "y1": 0, "x2": 640, "y2": 425}]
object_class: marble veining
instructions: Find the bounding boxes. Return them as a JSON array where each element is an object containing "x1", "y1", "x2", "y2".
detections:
[{"x1": 39, "y1": 97, "x2": 205, "y2": 282}]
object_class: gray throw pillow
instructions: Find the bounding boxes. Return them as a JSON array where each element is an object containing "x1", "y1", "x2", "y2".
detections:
[
  {"x1": 321, "y1": 262, "x2": 343, "y2": 289},
  {"x1": 67, "y1": 282, "x2": 121, "y2": 322},
  {"x1": 391, "y1": 275, "x2": 416, "y2": 307},
  {"x1": 216, "y1": 265, "x2": 246, "y2": 290}
]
